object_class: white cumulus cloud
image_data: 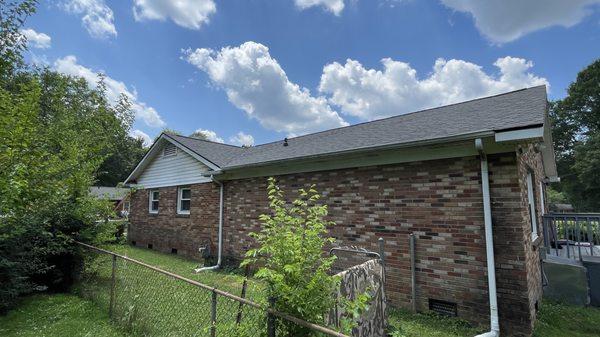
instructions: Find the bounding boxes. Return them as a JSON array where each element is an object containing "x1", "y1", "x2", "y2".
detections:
[
  {"x1": 193, "y1": 129, "x2": 224, "y2": 143},
  {"x1": 229, "y1": 132, "x2": 255, "y2": 147},
  {"x1": 62, "y1": 0, "x2": 117, "y2": 39},
  {"x1": 294, "y1": 0, "x2": 345, "y2": 15},
  {"x1": 133, "y1": 0, "x2": 216, "y2": 30},
  {"x1": 319, "y1": 56, "x2": 548, "y2": 120},
  {"x1": 184, "y1": 41, "x2": 348, "y2": 136},
  {"x1": 54, "y1": 55, "x2": 165, "y2": 128},
  {"x1": 20, "y1": 28, "x2": 51, "y2": 49},
  {"x1": 441, "y1": 0, "x2": 600, "y2": 43},
  {"x1": 130, "y1": 129, "x2": 153, "y2": 147}
]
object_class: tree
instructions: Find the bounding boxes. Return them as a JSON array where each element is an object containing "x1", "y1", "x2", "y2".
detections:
[
  {"x1": 550, "y1": 59, "x2": 600, "y2": 211},
  {"x1": 0, "y1": 0, "x2": 36, "y2": 81},
  {"x1": 0, "y1": 0, "x2": 142, "y2": 312}
]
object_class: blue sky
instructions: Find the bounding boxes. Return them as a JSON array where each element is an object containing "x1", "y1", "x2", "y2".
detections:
[{"x1": 22, "y1": 0, "x2": 600, "y2": 146}]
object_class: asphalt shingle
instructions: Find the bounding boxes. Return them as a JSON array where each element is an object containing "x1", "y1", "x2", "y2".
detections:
[{"x1": 169, "y1": 86, "x2": 547, "y2": 170}]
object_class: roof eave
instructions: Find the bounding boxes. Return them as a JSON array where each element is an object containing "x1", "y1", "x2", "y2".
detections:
[{"x1": 221, "y1": 130, "x2": 497, "y2": 172}]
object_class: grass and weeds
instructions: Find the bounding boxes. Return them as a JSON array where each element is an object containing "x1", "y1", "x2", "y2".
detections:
[
  {"x1": 4, "y1": 245, "x2": 600, "y2": 337},
  {"x1": 0, "y1": 294, "x2": 127, "y2": 337},
  {"x1": 532, "y1": 300, "x2": 600, "y2": 337},
  {"x1": 387, "y1": 308, "x2": 483, "y2": 337},
  {"x1": 74, "y1": 244, "x2": 266, "y2": 336},
  {"x1": 102, "y1": 244, "x2": 264, "y2": 300},
  {"x1": 387, "y1": 300, "x2": 600, "y2": 337}
]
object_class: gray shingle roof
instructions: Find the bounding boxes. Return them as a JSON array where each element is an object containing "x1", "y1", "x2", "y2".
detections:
[
  {"x1": 166, "y1": 134, "x2": 247, "y2": 168},
  {"x1": 171, "y1": 86, "x2": 547, "y2": 170}
]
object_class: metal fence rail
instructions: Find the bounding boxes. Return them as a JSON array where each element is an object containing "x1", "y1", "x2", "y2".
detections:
[
  {"x1": 75, "y1": 242, "x2": 350, "y2": 337},
  {"x1": 542, "y1": 213, "x2": 600, "y2": 260}
]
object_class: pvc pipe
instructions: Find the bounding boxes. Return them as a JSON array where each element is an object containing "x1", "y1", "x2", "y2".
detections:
[
  {"x1": 195, "y1": 175, "x2": 224, "y2": 273},
  {"x1": 474, "y1": 138, "x2": 500, "y2": 337}
]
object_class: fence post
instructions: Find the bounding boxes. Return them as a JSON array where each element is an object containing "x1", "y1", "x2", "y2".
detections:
[
  {"x1": 109, "y1": 254, "x2": 117, "y2": 318},
  {"x1": 409, "y1": 233, "x2": 417, "y2": 313},
  {"x1": 211, "y1": 289, "x2": 217, "y2": 337},
  {"x1": 267, "y1": 297, "x2": 276, "y2": 337},
  {"x1": 378, "y1": 237, "x2": 385, "y2": 284},
  {"x1": 236, "y1": 265, "x2": 249, "y2": 325}
]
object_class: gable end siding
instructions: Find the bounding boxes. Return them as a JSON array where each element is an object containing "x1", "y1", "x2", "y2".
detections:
[{"x1": 137, "y1": 146, "x2": 211, "y2": 188}]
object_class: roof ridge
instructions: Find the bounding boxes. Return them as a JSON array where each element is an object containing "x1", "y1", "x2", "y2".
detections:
[
  {"x1": 170, "y1": 133, "x2": 245, "y2": 149},
  {"x1": 250, "y1": 85, "x2": 546, "y2": 149}
]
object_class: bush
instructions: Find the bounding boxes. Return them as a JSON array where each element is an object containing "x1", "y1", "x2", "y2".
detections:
[{"x1": 242, "y1": 178, "x2": 365, "y2": 336}]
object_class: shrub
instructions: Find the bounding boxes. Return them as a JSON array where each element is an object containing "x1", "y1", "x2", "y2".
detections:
[{"x1": 243, "y1": 178, "x2": 343, "y2": 335}]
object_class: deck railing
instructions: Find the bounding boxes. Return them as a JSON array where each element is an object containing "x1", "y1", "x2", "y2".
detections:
[{"x1": 542, "y1": 213, "x2": 600, "y2": 260}]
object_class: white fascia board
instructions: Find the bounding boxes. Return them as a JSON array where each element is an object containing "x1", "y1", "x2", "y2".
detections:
[{"x1": 494, "y1": 126, "x2": 544, "y2": 142}]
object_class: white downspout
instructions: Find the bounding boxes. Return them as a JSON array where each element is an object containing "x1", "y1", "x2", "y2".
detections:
[
  {"x1": 475, "y1": 138, "x2": 500, "y2": 337},
  {"x1": 195, "y1": 175, "x2": 224, "y2": 272}
]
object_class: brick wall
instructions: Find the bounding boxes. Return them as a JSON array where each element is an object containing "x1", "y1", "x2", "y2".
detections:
[
  {"x1": 128, "y1": 151, "x2": 545, "y2": 335},
  {"x1": 129, "y1": 183, "x2": 220, "y2": 258}
]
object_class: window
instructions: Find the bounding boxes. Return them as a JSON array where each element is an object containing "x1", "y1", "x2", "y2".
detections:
[
  {"x1": 526, "y1": 171, "x2": 538, "y2": 240},
  {"x1": 163, "y1": 143, "x2": 177, "y2": 157},
  {"x1": 149, "y1": 190, "x2": 159, "y2": 213},
  {"x1": 177, "y1": 187, "x2": 191, "y2": 214}
]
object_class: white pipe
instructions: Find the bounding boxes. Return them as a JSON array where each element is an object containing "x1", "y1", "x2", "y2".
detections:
[
  {"x1": 195, "y1": 175, "x2": 224, "y2": 273},
  {"x1": 475, "y1": 138, "x2": 500, "y2": 337}
]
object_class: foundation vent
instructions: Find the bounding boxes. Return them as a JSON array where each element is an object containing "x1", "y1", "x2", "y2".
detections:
[
  {"x1": 147, "y1": 243, "x2": 153, "y2": 249},
  {"x1": 428, "y1": 299, "x2": 457, "y2": 317},
  {"x1": 171, "y1": 248, "x2": 178, "y2": 254}
]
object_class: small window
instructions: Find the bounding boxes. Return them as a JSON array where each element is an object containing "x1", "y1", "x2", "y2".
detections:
[
  {"x1": 163, "y1": 143, "x2": 177, "y2": 157},
  {"x1": 149, "y1": 190, "x2": 159, "y2": 213},
  {"x1": 526, "y1": 171, "x2": 538, "y2": 239},
  {"x1": 177, "y1": 187, "x2": 191, "y2": 214}
]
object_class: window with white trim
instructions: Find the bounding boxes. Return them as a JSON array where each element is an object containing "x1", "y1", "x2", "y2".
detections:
[
  {"x1": 177, "y1": 187, "x2": 191, "y2": 214},
  {"x1": 526, "y1": 171, "x2": 538, "y2": 239},
  {"x1": 149, "y1": 190, "x2": 159, "y2": 213}
]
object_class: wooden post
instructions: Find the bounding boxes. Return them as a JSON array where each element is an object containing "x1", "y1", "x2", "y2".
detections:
[
  {"x1": 210, "y1": 289, "x2": 217, "y2": 337},
  {"x1": 267, "y1": 297, "x2": 276, "y2": 337},
  {"x1": 109, "y1": 255, "x2": 117, "y2": 318},
  {"x1": 236, "y1": 265, "x2": 249, "y2": 325}
]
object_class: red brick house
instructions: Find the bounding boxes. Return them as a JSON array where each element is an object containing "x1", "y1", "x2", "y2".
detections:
[{"x1": 125, "y1": 86, "x2": 557, "y2": 336}]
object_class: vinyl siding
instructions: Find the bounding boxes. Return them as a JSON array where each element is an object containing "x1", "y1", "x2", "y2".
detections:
[{"x1": 137, "y1": 146, "x2": 211, "y2": 188}]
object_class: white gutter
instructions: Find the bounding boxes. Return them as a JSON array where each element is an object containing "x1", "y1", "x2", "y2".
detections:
[
  {"x1": 475, "y1": 138, "x2": 500, "y2": 337},
  {"x1": 194, "y1": 175, "x2": 224, "y2": 272}
]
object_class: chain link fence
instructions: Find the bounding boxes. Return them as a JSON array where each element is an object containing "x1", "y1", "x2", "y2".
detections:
[{"x1": 75, "y1": 242, "x2": 350, "y2": 337}]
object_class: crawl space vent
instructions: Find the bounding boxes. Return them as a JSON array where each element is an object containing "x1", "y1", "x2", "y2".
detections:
[{"x1": 428, "y1": 299, "x2": 457, "y2": 317}]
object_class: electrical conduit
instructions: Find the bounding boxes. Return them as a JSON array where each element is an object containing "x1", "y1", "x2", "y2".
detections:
[{"x1": 195, "y1": 175, "x2": 224, "y2": 272}]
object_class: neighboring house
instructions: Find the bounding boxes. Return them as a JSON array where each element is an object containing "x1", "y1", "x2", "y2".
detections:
[
  {"x1": 124, "y1": 86, "x2": 557, "y2": 335},
  {"x1": 89, "y1": 186, "x2": 131, "y2": 217}
]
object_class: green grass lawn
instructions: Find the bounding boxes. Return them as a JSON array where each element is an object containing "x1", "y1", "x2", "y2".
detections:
[
  {"x1": 5, "y1": 244, "x2": 600, "y2": 337},
  {"x1": 102, "y1": 244, "x2": 264, "y2": 301},
  {"x1": 387, "y1": 308, "x2": 484, "y2": 337},
  {"x1": 75, "y1": 244, "x2": 266, "y2": 336},
  {"x1": 0, "y1": 294, "x2": 127, "y2": 337},
  {"x1": 387, "y1": 301, "x2": 600, "y2": 337}
]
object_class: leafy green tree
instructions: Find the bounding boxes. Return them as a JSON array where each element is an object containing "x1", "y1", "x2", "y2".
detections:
[
  {"x1": 0, "y1": 0, "x2": 36, "y2": 81},
  {"x1": 0, "y1": 0, "x2": 143, "y2": 312},
  {"x1": 550, "y1": 59, "x2": 600, "y2": 211}
]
